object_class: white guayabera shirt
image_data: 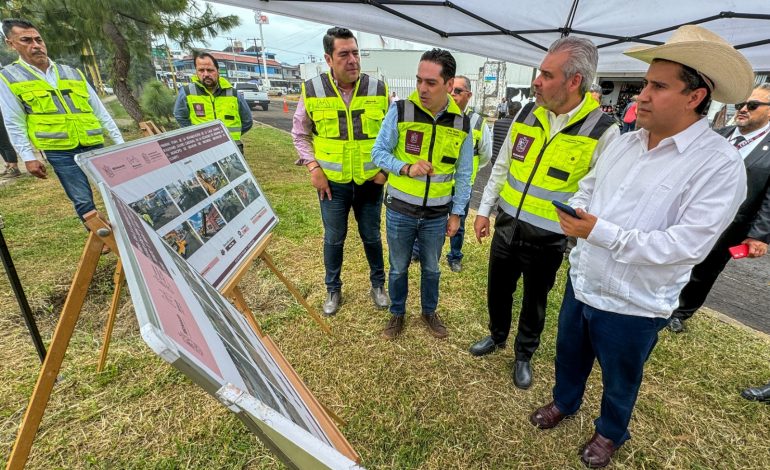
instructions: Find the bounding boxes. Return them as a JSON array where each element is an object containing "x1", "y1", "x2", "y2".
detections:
[{"x1": 568, "y1": 118, "x2": 747, "y2": 318}]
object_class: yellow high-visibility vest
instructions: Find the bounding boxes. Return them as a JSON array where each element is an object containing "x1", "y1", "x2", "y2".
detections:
[
  {"x1": 185, "y1": 76, "x2": 242, "y2": 140},
  {"x1": 302, "y1": 72, "x2": 388, "y2": 184},
  {"x1": 0, "y1": 61, "x2": 104, "y2": 150},
  {"x1": 387, "y1": 90, "x2": 470, "y2": 208},
  {"x1": 499, "y1": 95, "x2": 616, "y2": 233}
]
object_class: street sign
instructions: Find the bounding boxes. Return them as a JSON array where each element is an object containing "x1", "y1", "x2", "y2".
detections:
[
  {"x1": 484, "y1": 75, "x2": 497, "y2": 81},
  {"x1": 255, "y1": 11, "x2": 269, "y2": 24}
]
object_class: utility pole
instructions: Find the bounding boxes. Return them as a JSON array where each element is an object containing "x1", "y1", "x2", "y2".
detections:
[
  {"x1": 254, "y1": 11, "x2": 270, "y2": 88},
  {"x1": 225, "y1": 36, "x2": 237, "y2": 79},
  {"x1": 163, "y1": 35, "x2": 177, "y2": 89}
]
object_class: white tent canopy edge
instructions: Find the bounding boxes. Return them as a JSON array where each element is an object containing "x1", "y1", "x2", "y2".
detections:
[{"x1": 214, "y1": 0, "x2": 770, "y2": 73}]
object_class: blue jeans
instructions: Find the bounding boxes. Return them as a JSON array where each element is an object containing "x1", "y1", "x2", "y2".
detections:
[
  {"x1": 552, "y1": 277, "x2": 668, "y2": 445},
  {"x1": 447, "y1": 202, "x2": 469, "y2": 262},
  {"x1": 45, "y1": 145, "x2": 102, "y2": 219},
  {"x1": 411, "y1": 202, "x2": 467, "y2": 263},
  {"x1": 385, "y1": 207, "x2": 447, "y2": 316},
  {"x1": 319, "y1": 180, "x2": 385, "y2": 293}
]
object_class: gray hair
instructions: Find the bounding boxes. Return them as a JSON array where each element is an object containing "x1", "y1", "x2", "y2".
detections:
[
  {"x1": 455, "y1": 75, "x2": 472, "y2": 93},
  {"x1": 757, "y1": 83, "x2": 770, "y2": 93},
  {"x1": 548, "y1": 36, "x2": 599, "y2": 95},
  {"x1": 589, "y1": 83, "x2": 602, "y2": 94}
]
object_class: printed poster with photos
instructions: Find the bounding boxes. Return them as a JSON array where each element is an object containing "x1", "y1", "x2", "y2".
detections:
[
  {"x1": 100, "y1": 187, "x2": 359, "y2": 468},
  {"x1": 76, "y1": 121, "x2": 277, "y2": 289}
]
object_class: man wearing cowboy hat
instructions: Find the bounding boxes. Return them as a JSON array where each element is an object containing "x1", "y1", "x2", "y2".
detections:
[{"x1": 528, "y1": 25, "x2": 752, "y2": 468}]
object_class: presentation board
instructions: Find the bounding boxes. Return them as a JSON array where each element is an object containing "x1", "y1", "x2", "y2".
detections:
[
  {"x1": 101, "y1": 185, "x2": 360, "y2": 469},
  {"x1": 76, "y1": 121, "x2": 277, "y2": 289}
]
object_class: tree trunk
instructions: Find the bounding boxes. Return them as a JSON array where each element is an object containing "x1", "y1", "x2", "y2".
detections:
[{"x1": 102, "y1": 19, "x2": 144, "y2": 123}]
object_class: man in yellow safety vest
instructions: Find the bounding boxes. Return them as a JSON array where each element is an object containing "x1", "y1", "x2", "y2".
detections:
[
  {"x1": 0, "y1": 18, "x2": 124, "y2": 220},
  {"x1": 469, "y1": 37, "x2": 619, "y2": 390},
  {"x1": 174, "y1": 51, "x2": 252, "y2": 153},
  {"x1": 292, "y1": 27, "x2": 390, "y2": 317},
  {"x1": 371, "y1": 49, "x2": 474, "y2": 340}
]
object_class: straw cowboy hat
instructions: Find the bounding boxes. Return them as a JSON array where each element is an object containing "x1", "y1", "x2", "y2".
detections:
[{"x1": 624, "y1": 25, "x2": 753, "y2": 104}]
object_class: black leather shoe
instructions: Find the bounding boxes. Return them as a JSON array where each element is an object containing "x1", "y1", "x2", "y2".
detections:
[
  {"x1": 741, "y1": 381, "x2": 770, "y2": 402},
  {"x1": 469, "y1": 336, "x2": 506, "y2": 357},
  {"x1": 513, "y1": 360, "x2": 532, "y2": 389},
  {"x1": 322, "y1": 291, "x2": 341, "y2": 316},
  {"x1": 668, "y1": 317, "x2": 685, "y2": 333}
]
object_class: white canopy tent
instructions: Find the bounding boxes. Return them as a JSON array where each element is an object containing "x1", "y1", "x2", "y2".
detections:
[{"x1": 215, "y1": 0, "x2": 770, "y2": 73}]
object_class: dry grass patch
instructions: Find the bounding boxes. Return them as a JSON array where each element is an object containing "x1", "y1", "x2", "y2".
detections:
[{"x1": 1, "y1": 126, "x2": 769, "y2": 468}]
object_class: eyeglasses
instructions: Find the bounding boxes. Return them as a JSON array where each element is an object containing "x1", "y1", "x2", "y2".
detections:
[
  {"x1": 451, "y1": 87, "x2": 469, "y2": 95},
  {"x1": 734, "y1": 101, "x2": 770, "y2": 111}
]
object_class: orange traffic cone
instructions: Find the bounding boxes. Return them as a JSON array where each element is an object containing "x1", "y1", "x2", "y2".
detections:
[{"x1": 283, "y1": 97, "x2": 289, "y2": 113}]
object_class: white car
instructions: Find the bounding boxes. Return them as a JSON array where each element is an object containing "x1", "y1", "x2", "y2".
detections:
[{"x1": 103, "y1": 85, "x2": 114, "y2": 95}]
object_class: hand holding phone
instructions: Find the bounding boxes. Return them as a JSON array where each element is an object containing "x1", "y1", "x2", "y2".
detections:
[
  {"x1": 728, "y1": 244, "x2": 749, "y2": 259},
  {"x1": 552, "y1": 200, "x2": 579, "y2": 218}
]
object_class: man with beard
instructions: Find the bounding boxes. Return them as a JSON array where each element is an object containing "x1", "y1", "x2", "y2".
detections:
[
  {"x1": 174, "y1": 52, "x2": 252, "y2": 153},
  {"x1": 668, "y1": 83, "x2": 770, "y2": 333},
  {"x1": 469, "y1": 37, "x2": 618, "y2": 390}
]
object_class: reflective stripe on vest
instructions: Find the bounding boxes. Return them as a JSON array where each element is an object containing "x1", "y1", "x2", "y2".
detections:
[
  {"x1": 498, "y1": 96, "x2": 615, "y2": 233},
  {"x1": 302, "y1": 72, "x2": 388, "y2": 184},
  {"x1": 468, "y1": 111, "x2": 485, "y2": 184},
  {"x1": 185, "y1": 76, "x2": 242, "y2": 140},
  {"x1": 387, "y1": 91, "x2": 470, "y2": 207},
  {"x1": 0, "y1": 61, "x2": 104, "y2": 150}
]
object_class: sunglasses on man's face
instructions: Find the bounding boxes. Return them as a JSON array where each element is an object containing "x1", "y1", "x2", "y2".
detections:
[
  {"x1": 734, "y1": 101, "x2": 770, "y2": 111},
  {"x1": 451, "y1": 87, "x2": 469, "y2": 95}
]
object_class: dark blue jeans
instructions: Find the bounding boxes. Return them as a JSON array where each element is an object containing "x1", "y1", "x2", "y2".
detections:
[
  {"x1": 411, "y1": 202, "x2": 468, "y2": 263},
  {"x1": 447, "y1": 202, "x2": 470, "y2": 262},
  {"x1": 319, "y1": 180, "x2": 385, "y2": 293},
  {"x1": 553, "y1": 277, "x2": 668, "y2": 445},
  {"x1": 45, "y1": 145, "x2": 102, "y2": 219},
  {"x1": 385, "y1": 207, "x2": 447, "y2": 316}
]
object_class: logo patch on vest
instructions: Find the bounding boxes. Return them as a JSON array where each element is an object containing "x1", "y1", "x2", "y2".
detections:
[
  {"x1": 511, "y1": 135, "x2": 534, "y2": 162},
  {"x1": 193, "y1": 103, "x2": 206, "y2": 117},
  {"x1": 405, "y1": 130, "x2": 424, "y2": 155}
]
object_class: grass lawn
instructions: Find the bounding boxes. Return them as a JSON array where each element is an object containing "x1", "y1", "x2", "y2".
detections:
[{"x1": 1, "y1": 124, "x2": 769, "y2": 469}]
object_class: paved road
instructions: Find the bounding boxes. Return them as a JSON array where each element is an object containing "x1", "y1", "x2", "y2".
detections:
[{"x1": 252, "y1": 108, "x2": 770, "y2": 335}]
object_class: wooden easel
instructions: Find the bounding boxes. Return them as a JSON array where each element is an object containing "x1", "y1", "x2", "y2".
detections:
[{"x1": 6, "y1": 212, "x2": 351, "y2": 469}]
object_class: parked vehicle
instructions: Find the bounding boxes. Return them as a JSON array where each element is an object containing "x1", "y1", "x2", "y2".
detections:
[{"x1": 234, "y1": 82, "x2": 270, "y2": 111}]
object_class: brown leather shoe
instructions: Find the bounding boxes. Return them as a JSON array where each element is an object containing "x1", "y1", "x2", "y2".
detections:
[
  {"x1": 529, "y1": 401, "x2": 570, "y2": 429},
  {"x1": 580, "y1": 432, "x2": 617, "y2": 468},
  {"x1": 381, "y1": 315, "x2": 405, "y2": 340},
  {"x1": 421, "y1": 313, "x2": 448, "y2": 339}
]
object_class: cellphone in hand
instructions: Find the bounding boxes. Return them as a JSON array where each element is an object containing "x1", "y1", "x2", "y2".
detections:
[
  {"x1": 728, "y1": 244, "x2": 749, "y2": 259},
  {"x1": 552, "y1": 200, "x2": 579, "y2": 218}
]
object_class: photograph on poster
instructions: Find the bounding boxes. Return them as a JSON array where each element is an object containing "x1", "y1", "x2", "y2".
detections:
[
  {"x1": 162, "y1": 221, "x2": 204, "y2": 259},
  {"x1": 77, "y1": 122, "x2": 279, "y2": 290},
  {"x1": 215, "y1": 189, "x2": 246, "y2": 222},
  {"x1": 219, "y1": 152, "x2": 248, "y2": 181},
  {"x1": 165, "y1": 174, "x2": 208, "y2": 212},
  {"x1": 188, "y1": 204, "x2": 227, "y2": 242},
  {"x1": 196, "y1": 163, "x2": 228, "y2": 196},
  {"x1": 235, "y1": 179, "x2": 261, "y2": 206},
  {"x1": 128, "y1": 188, "x2": 182, "y2": 229},
  {"x1": 106, "y1": 190, "x2": 336, "y2": 447}
]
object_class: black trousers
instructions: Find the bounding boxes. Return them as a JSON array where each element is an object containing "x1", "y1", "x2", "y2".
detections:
[
  {"x1": 487, "y1": 229, "x2": 564, "y2": 360},
  {"x1": 673, "y1": 225, "x2": 745, "y2": 321},
  {"x1": 0, "y1": 118, "x2": 17, "y2": 164}
]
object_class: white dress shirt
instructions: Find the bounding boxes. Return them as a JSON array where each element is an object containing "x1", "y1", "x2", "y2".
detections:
[
  {"x1": 728, "y1": 123, "x2": 770, "y2": 160},
  {"x1": 568, "y1": 118, "x2": 747, "y2": 318},
  {"x1": 0, "y1": 58, "x2": 124, "y2": 162},
  {"x1": 478, "y1": 96, "x2": 619, "y2": 217}
]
